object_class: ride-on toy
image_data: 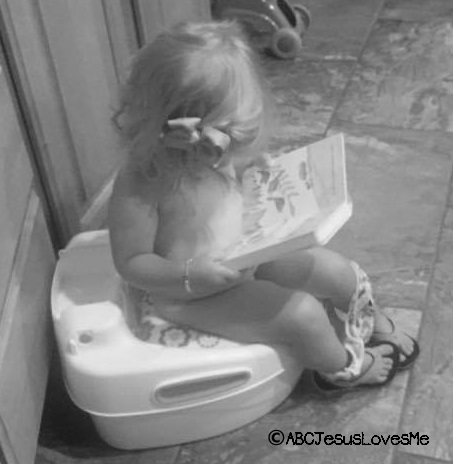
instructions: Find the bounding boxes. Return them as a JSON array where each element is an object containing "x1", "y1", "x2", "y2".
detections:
[{"x1": 212, "y1": 0, "x2": 311, "y2": 59}]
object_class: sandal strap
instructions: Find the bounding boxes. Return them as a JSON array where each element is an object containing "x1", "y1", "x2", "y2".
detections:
[
  {"x1": 314, "y1": 341, "x2": 398, "y2": 391},
  {"x1": 371, "y1": 316, "x2": 420, "y2": 369}
]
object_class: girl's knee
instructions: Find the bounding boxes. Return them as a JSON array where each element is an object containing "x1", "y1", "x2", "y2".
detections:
[
  {"x1": 309, "y1": 247, "x2": 354, "y2": 278},
  {"x1": 279, "y1": 292, "x2": 330, "y2": 339}
]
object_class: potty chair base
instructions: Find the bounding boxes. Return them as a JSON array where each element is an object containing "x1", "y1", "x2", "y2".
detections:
[
  {"x1": 51, "y1": 230, "x2": 303, "y2": 450},
  {"x1": 91, "y1": 368, "x2": 298, "y2": 449}
]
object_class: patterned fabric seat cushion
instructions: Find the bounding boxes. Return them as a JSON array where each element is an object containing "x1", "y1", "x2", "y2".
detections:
[{"x1": 129, "y1": 288, "x2": 240, "y2": 350}]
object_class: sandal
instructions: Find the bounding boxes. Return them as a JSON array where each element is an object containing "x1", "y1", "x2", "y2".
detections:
[
  {"x1": 312, "y1": 341, "x2": 399, "y2": 393},
  {"x1": 369, "y1": 316, "x2": 420, "y2": 370}
]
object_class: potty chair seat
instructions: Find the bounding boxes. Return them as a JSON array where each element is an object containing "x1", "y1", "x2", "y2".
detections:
[{"x1": 51, "y1": 230, "x2": 303, "y2": 450}]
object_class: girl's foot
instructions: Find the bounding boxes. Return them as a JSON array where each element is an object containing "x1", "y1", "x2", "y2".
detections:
[
  {"x1": 312, "y1": 341, "x2": 399, "y2": 393},
  {"x1": 370, "y1": 312, "x2": 419, "y2": 369}
]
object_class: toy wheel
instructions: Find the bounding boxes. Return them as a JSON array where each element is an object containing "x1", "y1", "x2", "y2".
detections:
[
  {"x1": 294, "y1": 5, "x2": 311, "y2": 32},
  {"x1": 271, "y1": 28, "x2": 302, "y2": 59}
]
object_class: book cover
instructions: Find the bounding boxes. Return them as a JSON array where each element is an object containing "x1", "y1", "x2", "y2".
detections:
[{"x1": 222, "y1": 133, "x2": 352, "y2": 270}]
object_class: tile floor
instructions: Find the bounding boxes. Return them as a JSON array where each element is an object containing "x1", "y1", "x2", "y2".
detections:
[{"x1": 36, "y1": 1, "x2": 453, "y2": 463}]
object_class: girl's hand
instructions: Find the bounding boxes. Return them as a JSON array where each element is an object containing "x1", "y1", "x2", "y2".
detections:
[
  {"x1": 234, "y1": 152, "x2": 276, "y2": 182},
  {"x1": 184, "y1": 257, "x2": 253, "y2": 299},
  {"x1": 253, "y1": 152, "x2": 275, "y2": 169}
]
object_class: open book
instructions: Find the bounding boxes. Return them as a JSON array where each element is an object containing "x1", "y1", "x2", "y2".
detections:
[{"x1": 222, "y1": 133, "x2": 352, "y2": 271}]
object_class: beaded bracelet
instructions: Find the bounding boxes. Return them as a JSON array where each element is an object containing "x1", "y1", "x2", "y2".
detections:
[{"x1": 183, "y1": 258, "x2": 194, "y2": 294}]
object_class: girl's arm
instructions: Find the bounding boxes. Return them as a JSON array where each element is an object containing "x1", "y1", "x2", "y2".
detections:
[{"x1": 108, "y1": 164, "x2": 243, "y2": 301}]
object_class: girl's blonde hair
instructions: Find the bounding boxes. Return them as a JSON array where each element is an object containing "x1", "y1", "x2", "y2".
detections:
[{"x1": 113, "y1": 20, "x2": 273, "y2": 168}]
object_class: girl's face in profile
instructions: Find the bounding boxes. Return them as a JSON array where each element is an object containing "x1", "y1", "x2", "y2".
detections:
[{"x1": 227, "y1": 145, "x2": 260, "y2": 179}]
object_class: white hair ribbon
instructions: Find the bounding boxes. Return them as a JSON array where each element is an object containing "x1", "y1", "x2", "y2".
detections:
[{"x1": 161, "y1": 117, "x2": 231, "y2": 168}]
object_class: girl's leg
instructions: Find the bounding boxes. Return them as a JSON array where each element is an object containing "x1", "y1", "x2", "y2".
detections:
[
  {"x1": 255, "y1": 248, "x2": 416, "y2": 365},
  {"x1": 256, "y1": 248, "x2": 370, "y2": 370},
  {"x1": 255, "y1": 247, "x2": 357, "y2": 312},
  {"x1": 154, "y1": 280, "x2": 395, "y2": 383}
]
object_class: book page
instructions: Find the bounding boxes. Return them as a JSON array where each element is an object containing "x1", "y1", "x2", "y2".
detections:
[
  {"x1": 222, "y1": 133, "x2": 349, "y2": 268},
  {"x1": 224, "y1": 146, "x2": 320, "y2": 259}
]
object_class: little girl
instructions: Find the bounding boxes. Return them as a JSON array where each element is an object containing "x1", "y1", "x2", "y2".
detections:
[{"x1": 108, "y1": 20, "x2": 418, "y2": 391}]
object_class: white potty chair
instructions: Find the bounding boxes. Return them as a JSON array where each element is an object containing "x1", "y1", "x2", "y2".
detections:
[{"x1": 51, "y1": 230, "x2": 303, "y2": 450}]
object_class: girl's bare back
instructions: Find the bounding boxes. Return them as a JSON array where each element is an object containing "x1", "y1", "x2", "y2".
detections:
[{"x1": 154, "y1": 169, "x2": 244, "y2": 263}]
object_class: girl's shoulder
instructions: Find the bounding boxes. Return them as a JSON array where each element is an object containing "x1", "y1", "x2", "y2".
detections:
[
  {"x1": 108, "y1": 160, "x2": 160, "y2": 243},
  {"x1": 112, "y1": 161, "x2": 159, "y2": 201},
  {"x1": 108, "y1": 161, "x2": 161, "y2": 267},
  {"x1": 109, "y1": 161, "x2": 161, "y2": 227}
]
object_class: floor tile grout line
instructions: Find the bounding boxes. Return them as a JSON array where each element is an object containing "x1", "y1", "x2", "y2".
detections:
[
  {"x1": 324, "y1": 0, "x2": 388, "y2": 136},
  {"x1": 328, "y1": 119, "x2": 453, "y2": 156},
  {"x1": 414, "y1": 154, "x2": 453, "y2": 339},
  {"x1": 369, "y1": 265, "x2": 435, "y2": 276},
  {"x1": 380, "y1": 305, "x2": 424, "y2": 313},
  {"x1": 324, "y1": 62, "x2": 357, "y2": 138},
  {"x1": 297, "y1": 7, "x2": 433, "y2": 67},
  {"x1": 392, "y1": 151, "x2": 453, "y2": 459},
  {"x1": 171, "y1": 446, "x2": 183, "y2": 464},
  {"x1": 322, "y1": 0, "x2": 453, "y2": 140}
]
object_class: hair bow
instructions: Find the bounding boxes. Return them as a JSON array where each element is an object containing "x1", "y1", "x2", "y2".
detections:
[{"x1": 161, "y1": 117, "x2": 231, "y2": 168}]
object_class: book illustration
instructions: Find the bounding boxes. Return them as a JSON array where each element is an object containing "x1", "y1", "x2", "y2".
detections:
[
  {"x1": 224, "y1": 148, "x2": 320, "y2": 258},
  {"x1": 221, "y1": 133, "x2": 351, "y2": 270}
]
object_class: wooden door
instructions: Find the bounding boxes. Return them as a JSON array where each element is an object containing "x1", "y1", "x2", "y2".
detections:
[{"x1": 0, "y1": 40, "x2": 55, "y2": 464}]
